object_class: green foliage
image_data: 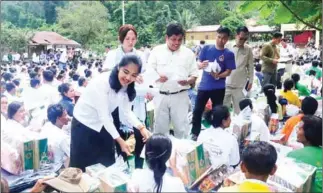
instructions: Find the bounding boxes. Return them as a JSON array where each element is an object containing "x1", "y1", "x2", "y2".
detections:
[
  {"x1": 0, "y1": 22, "x2": 33, "y2": 53},
  {"x1": 220, "y1": 13, "x2": 246, "y2": 37},
  {"x1": 239, "y1": 0, "x2": 322, "y2": 30},
  {"x1": 55, "y1": 2, "x2": 116, "y2": 53},
  {"x1": 196, "y1": 1, "x2": 229, "y2": 25}
]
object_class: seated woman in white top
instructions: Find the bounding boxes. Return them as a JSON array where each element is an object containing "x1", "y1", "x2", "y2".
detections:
[
  {"x1": 238, "y1": 98, "x2": 270, "y2": 142},
  {"x1": 128, "y1": 134, "x2": 186, "y2": 192},
  {"x1": 1, "y1": 95, "x2": 8, "y2": 131},
  {"x1": 41, "y1": 104, "x2": 70, "y2": 166},
  {"x1": 198, "y1": 105, "x2": 240, "y2": 167},
  {"x1": 3, "y1": 101, "x2": 37, "y2": 148}
]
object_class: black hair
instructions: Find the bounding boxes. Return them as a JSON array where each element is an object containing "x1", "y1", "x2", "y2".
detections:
[
  {"x1": 255, "y1": 64, "x2": 262, "y2": 72},
  {"x1": 72, "y1": 73, "x2": 80, "y2": 81},
  {"x1": 205, "y1": 105, "x2": 230, "y2": 128},
  {"x1": 263, "y1": 84, "x2": 278, "y2": 113},
  {"x1": 30, "y1": 78, "x2": 41, "y2": 88},
  {"x1": 239, "y1": 98, "x2": 253, "y2": 111},
  {"x1": 42, "y1": 70, "x2": 54, "y2": 82},
  {"x1": 50, "y1": 67, "x2": 57, "y2": 76},
  {"x1": 12, "y1": 79, "x2": 20, "y2": 87},
  {"x1": 47, "y1": 104, "x2": 64, "y2": 125},
  {"x1": 166, "y1": 23, "x2": 185, "y2": 37},
  {"x1": 309, "y1": 70, "x2": 316, "y2": 76},
  {"x1": 273, "y1": 32, "x2": 283, "y2": 39},
  {"x1": 5, "y1": 82, "x2": 16, "y2": 93},
  {"x1": 2, "y1": 72, "x2": 13, "y2": 82},
  {"x1": 216, "y1": 26, "x2": 231, "y2": 37},
  {"x1": 200, "y1": 40, "x2": 205, "y2": 45},
  {"x1": 242, "y1": 141, "x2": 277, "y2": 175},
  {"x1": 312, "y1": 60, "x2": 319, "y2": 67},
  {"x1": 109, "y1": 54, "x2": 142, "y2": 102},
  {"x1": 85, "y1": 70, "x2": 92, "y2": 78},
  {"x1": 57, "y1": 74, "x2": 64, "y2": 81},
  {"x1": 283, "y1": 78, "x2": 294, "y2": 92},
  {"x1": 78, "y1": 77, "x2": 86, "y2": 87},
  {"x1": 145, "y1": 134, "x2": 172, "y2": 193},
  {"x1": 7, "y1": 101, "x2": 23, "y2": 119},
  {"x1": 318, "y1": 61, "x2": 322, "y2": 68},
  {"x1": 301, "y1": 96, "x2": 318, "y2": 115},
  {"x1": 68, "y1": 70, "x2": 75, "y2": 79},
  {"x1": 58, "y1": 83, "x2": 71, "y2": 97},
  {"x1": 302, "y1": 115, "x2": 322, "y2": 146},
  {"x1": 34, "y1": 66, "x2": 40, "y2": 74},
  {"x1": 291, "y1": 73, "x2": 300, "y2": 87},
  {"x1": 236, "y1": 26, "x2": 249, "y2": 34}
]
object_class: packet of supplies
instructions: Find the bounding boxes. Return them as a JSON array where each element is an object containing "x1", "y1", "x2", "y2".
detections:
[
  {"x1": 98, "y1": 165, "x2": 130, "y2": 192},
  {"x1": 125, "y1": 134, "x2": 136, "y2": 153},
  {"x1": 85, "y1": 163, "x2": 106, "y2": 178},
  {"x1": 204, "y1": 60, "x2": 221, "y2": 73},
  {"x1": 198, "y1": 165, "x2": 231, "y2": 192},
  {"x1": 268, "y1": 114, "x2": 279, "y2": 134},
  {"x1": 268, "y1": 157, "x2": 316, "y2": 192}
]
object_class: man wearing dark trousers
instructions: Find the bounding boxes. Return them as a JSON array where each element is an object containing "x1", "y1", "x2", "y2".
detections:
[{"x1": 191, "y1": 26, "x2": 236, "y2": 140}]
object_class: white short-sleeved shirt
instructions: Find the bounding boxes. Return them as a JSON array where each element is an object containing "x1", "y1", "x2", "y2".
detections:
[
  {"x1": 250, "y1": 114, "x2": 270, "y2": 142},
  {"x1": 40, "y1": 122, "x2": 70, "y2": 164},
  {"x1": 198, "y1": 127, "x2": 240, "y2": 167},
  {"x1": 128, "y1": 169, "x2": 186, "y2": 192}
]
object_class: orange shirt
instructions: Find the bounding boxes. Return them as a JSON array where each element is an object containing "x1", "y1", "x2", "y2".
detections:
[{"x1": 281, "y1": 114, "x2": 303, "y2": 143}]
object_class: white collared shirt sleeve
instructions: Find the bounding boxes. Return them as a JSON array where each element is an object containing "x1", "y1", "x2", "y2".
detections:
[
  {"x1": 119, "y1": 97, "x2": 143, "y2": 129},
  {"x1": 147, "y1": 48, "x2": 158, "y2": 72},
  {"x1": 73, "y1": 73, "x2": 120, "y2": 139},
  {"x1": 91, "y1": 84, "x2": 120, "y2": 139},
  {"x1": 188, "y1": 50, "x2": 199, "y2": 78},
  {"x1": 59, "y1": 134, "x2": 71, "y2": 157},
  {"x1": 247, "y1": 47, "x2": 254, "y2": 83},
  {"x1": 229, "y1": 137, "x2": 240, "y2": 166},
  {"x1": 103, "y1": 50, "x2": 117, "y2": 71}
]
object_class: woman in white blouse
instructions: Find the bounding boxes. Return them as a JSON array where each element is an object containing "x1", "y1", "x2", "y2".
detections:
[
  {"x1": 102, "y1": 24, "x2": 148, "y2": 169},
  {"x1": 70, "y1": 54, "x2": 150, "y2": 171},
  {"x1": 128, "y1": 134, "x2": 186, "y2": 192},
  {"x1": 3, "y1": 102, "x2": 38, "y2": 149}
]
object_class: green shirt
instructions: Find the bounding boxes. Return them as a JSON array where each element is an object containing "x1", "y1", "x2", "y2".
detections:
[
  {"x1": 260, "y1": 42, "x2": 279, "y2": 73},
  {"x1": 296, "y1": 82, "x2": 311, "y2": 96},
  {"x1": 306, "y1": 66, "x2": 322, "y2": 80},
  {"x1": 287, "y1": 146, "x2": 322, "y2": 193}
]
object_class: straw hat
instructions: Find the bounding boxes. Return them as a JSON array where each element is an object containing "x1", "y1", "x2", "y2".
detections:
[{"x1": 44, "y1": 167, "x2": 99, "y2": 192}]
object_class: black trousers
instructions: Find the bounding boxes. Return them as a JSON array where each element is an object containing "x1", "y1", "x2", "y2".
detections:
[
  {"x1": 69, "y1": 117, "x2": 115, "y2": 172},
  {"x1": 112, "y1": 107, "x2": 145, "y2": 169},
  {"x1": 191, "y1": 89, "x2": 225, "y2": 136}
]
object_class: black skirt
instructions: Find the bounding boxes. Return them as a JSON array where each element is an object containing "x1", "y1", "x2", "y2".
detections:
[{"x1": 69, "y1": 117, "x2": 116, "y2": 171}]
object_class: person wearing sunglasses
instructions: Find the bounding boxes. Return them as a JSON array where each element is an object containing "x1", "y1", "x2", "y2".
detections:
[{"x1": 224, "y1": 26, "x2": 254, "y2": 115}]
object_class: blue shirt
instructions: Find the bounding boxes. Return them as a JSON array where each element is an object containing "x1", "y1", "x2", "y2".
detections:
[
  {"x1": 198, "y1": 45, "x2": 236, "y2": 90},
  {"x1": 59, "y1": 96, "x2": 74, "y2": 117}
]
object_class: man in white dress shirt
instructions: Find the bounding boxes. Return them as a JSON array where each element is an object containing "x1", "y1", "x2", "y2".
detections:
[{"x1": 147, "y1": 23, "x2": 199, "y2": 139}]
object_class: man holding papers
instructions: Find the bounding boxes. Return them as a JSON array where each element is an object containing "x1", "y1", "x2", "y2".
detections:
[
  {"x1": 224, "y1": 26, "x2": 254, "y2": 115},
  {"x1": 191, "y1": 26, "x2": 236, "y2": 140},
  {"x1": 147, "y1": 23, "x2": 198, "y2": 139}
]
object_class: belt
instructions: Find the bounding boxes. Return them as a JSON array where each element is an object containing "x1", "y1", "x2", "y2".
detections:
[{"x1": 160, "y1": 89, "x2": 188, "y2": 95}]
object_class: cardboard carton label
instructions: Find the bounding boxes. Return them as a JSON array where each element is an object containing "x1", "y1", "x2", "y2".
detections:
[{"x1": 23, "y1": 141, "x2": 34, "y2": 170}]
